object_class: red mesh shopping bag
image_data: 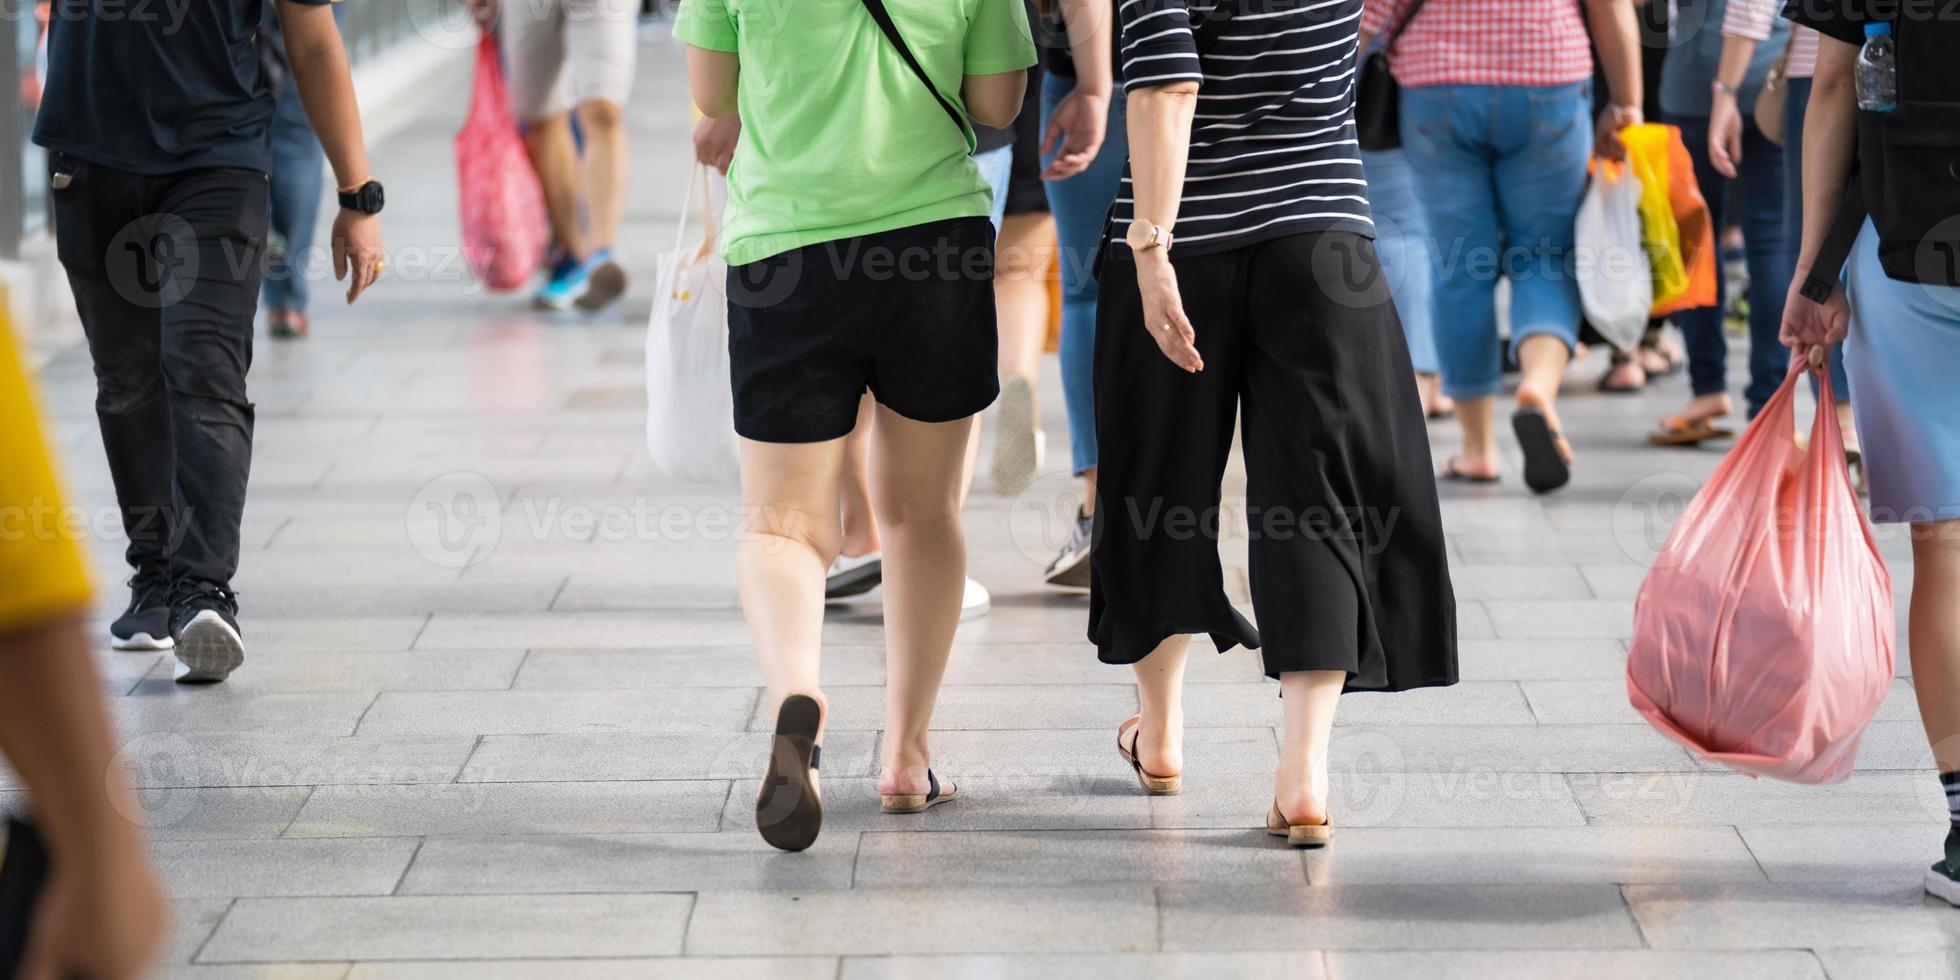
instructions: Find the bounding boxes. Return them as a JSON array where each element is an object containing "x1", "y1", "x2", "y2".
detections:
[
  {"x1": 1627, "y1": 357, "x2": 1895, "y2": 783},
  {"x1": 455, "y1": 33, "x2": 548, "y2": 292}
]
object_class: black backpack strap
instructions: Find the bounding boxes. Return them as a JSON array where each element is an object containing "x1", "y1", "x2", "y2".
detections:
[
  {"x1": 859, "y1": 0, "x2": 970, "y2": 145},
  {"x1": 1799, "y1": 183, "x2": 1870, "y2": 302}
]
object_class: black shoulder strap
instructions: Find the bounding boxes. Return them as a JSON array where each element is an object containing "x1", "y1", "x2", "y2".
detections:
[
  {"x1": 1387, "y1": 0, "x2": 1431, "y2": 48},
  {"x1": 1800, "y1": 181, "x2": 1870, "y2": 302},
  {"x1": 859, "y1": 0, "x2": 970, "y2": 144}
]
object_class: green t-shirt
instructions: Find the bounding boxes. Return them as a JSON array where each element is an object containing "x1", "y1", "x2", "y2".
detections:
[{"x1": 674, "y1": 0, "x2": 1036, "y2": 267}]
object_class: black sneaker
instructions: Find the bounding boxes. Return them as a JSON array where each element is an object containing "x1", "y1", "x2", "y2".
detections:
[
  {"x1": 1928, "y1": 828, "x2": 1960, "y2": 908},
  {"x1": 170, "y1": 583, "x2": 245, "y2": 684},
  {"x1": 110, "y1": 572, "x2": 174, "y2": 651},
  {"x1": 1043, "y1": 509, "x2": 1094, "y2": 590}
]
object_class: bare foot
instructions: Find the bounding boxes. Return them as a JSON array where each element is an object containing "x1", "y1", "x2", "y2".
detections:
[
  {"x1": 1667, "y1": 392, "x2": 1732, "y2": 430},
  {"x1": 1601, "y1": 356, "x2": 1645, "y2": 392},
  {"x1": 1515, "y1": 380, "x2": 1574, "y2": 465},
  {"x1": 1441, "y1": 454, "x2": 1501, "y2": 481},
  {"x1": 1274, "y1": 758, "x2": 1330, "y2": 827}
]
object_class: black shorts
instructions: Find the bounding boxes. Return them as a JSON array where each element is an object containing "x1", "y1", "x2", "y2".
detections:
[{"x1": 727, "y1": 217, "x2": 1000, "y2": 443}]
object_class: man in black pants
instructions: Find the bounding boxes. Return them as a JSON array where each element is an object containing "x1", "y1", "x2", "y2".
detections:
[{"x1": 34, "y1": 0, "x2": 387, "y2": 682}]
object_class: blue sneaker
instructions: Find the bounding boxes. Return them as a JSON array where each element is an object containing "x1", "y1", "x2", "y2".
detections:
[
  {"x1": 576, "y1": 247, "x2": 629, "y2": 312},
  {"x1": 533, "y1": 254, "x2": 591, "y2": 311}
]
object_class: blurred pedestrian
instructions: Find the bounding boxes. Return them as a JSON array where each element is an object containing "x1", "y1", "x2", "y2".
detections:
[{"x1": 258, "y1": 1, "x2": 346, "y2": 340}]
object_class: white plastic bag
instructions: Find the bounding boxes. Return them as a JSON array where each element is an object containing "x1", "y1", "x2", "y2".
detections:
[
  {"x1": 1574, "y1": 162, "x2": 1652, "y2": 351},
  {"x1": 645, "y1": 167, "x2": 741, "y2": 487}
]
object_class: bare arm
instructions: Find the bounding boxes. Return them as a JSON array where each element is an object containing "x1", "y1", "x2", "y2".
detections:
[
  {"x1": 1779, "y1": 36, "x2": 1858, "y2": 354},
  {"x1": 686, "y1": 46, "x2": 741, "y2": 118},
  {"x1": 1126, "y1": 81, "x2": 1202, "y2": 373},
  {"x1": 1707, "y1": 35, "x2": 1760, "y2": 177},
  {"x1": 1583, "y1": 0, "x2": 1644, "y2": 159},
  {"x1": 279, "y1": 1, "x2": 385, "y2": 303},
  {"x1": 1039, "y1": 0, "x2": 1113, "y2": 178},
  {"x1": 963, "y1": 69, "x2": 1028, "y2": 129}
]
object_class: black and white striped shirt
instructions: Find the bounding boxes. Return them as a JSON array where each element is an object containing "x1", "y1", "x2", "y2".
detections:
[{"x1": 1113, "y1": 0, "x2": 1375, "y2": 255}]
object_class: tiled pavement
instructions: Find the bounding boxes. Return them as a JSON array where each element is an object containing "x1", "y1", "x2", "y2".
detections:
[{"x1": 11, "y1": 30, "x2": 1957, "y2": 980}]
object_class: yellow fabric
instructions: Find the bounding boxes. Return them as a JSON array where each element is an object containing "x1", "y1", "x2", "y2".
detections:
[
  {"x1": 0, "y1": 304, "x2": 93, "y2": 632},
  {"x1": 1623, "y1": 124, "x2": 1689, "y2": 306}
]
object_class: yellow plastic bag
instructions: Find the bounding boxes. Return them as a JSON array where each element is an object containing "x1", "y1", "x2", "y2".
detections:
[{"x1": 1623, "y1": 124, "x2": 1687, "y2": 305}]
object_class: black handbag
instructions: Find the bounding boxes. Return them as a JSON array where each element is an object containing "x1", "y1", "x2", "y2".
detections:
[
  {"x1": 1355, "y1": 0, "x2": 1430, "y2": 151},
  {"x1": 858, "y1": 0, "x2": 971, "y2": 146}
]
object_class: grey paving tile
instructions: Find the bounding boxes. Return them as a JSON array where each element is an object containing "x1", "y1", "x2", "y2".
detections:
[
  {"x1": 1737, "y1": 823, "x2": 1944, "y2": 883},
  {"x1": 751, "y1": 684, "x2": 1139, "y2": 732},
  {"x1": 1850, "y1": 720, "x2": 1940, "y2": 771},
  {"x1": 1624, "y1": 882, "x2": 1960, "y2": 949},
  {"x1": 514, "y1": 646, "x2": 885, "y2": 689},
  {"x1": 131, "y1": 650, "x2": 524, "y2": 694},
  {"x1": 1325, "y1": 950, "x2": 1826, "y2": 980},
  {"x1": 238, "y1": 580, "x2": 562, "y2": 618},
  {"x1": 1455, "y1": 640, "x2": 1627, "y2": 681},
  {"x1": 1484, "y1": 600, "x2": 1635, "y2": 639},
  {"x1": 235, "y1": 617, "x2": 431, "y2": 654},
  {"x1": 113, "y1": 734, "x2": 476, "y2": 788},
  {"x1": 156, "y1": 838, "x2": 420, "y2": 898},
  {"x1": 159, "y1": 966, "x2": 352, "y2": 980},
  {"x1": 415, "y1": 611, "x2": 888, "y2": 650},
  {"x1": 1187, "y1": 682, "x2": 1538, "y2": 727},
  {"x1": 914, "y1": 727, "x2": 1281, "y2": 779},
  {"x1": 723, "y1": 776, "x2": 1154, "y2": 834},
  {"x1": 685, "y1": 886, "x2": 1158, "y2": 956},
  {"x1": 462, "y1": 731, "x2": 882, "y2": 782},
  {"x1": 284, "y1": 780, "x2": 726, "y2": 837},
  {"x1": 4, "y1": 787, "x2": 314, "y2": 841},
  {"x1": 840, "y1": 952, "x2": 1328, "y2": 980},
  {"x1": 941, "y1": 643, "x2": 1267, "y2": 685},
  {"x1": 1448, "y1": 564, "x2": 1594, "y2": 600},
  {"x1": 854, "y1": 829, "x2": 1307, "y2": 888},
  {"x1": 1330, "y1": 724, "x2": 1698, "y2": 773},
  {"x1": 1569, "y1": 772, "x2": 1946, "y2": 826},
  {"x1": 1159, "y1": 883, "x2": 1643, "y2": 950},
  {"x1": 346, "y1": 960, "x2": 837, "y2": 980},
  {"x1": 113, "y1": 693, "x2": 376, "y2": 737},
  {"x1": 1456, "y1": 600, "x2": 1497, "y2": 640},
  {"x1": 1150, "y1": 771, "x2": 1588, "y2": 830},
  {"x1": 1305, "y1": 826, "x2": 1764, "y2": 884},
  {"x1": 401, "y1": 832, "x2": 855, "y2": 894},
  {"x1": 1520, "y1": 680, "x2": 1646, "y2": 725},
  {"x1": 1579, "y1": 563, "x2": 1650, "y2": 600},
  {"x1": 357, "y1": 688, "x2": 758, "y2": 735},
  {"x1": 551, "y1": 575, "x2": 742, "y2": 611},
  {"x1": 161, "y1": 898, "x2": 234, "y2": 966},
  {"x1": 199, "y1": 895, "x2": 692, "y2": 961},
  {"x1": 1812, "y1": 949, "x2": 1960, "y2": 980}
]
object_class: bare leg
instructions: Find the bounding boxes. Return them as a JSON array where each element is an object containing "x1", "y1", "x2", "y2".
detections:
[
  {"x1": 522, "y1": 113, "x2": 587, "y2": 261},
  {"x1": 1449, "y1": 394, "x2": 1500, "y2": 479},
  {"x1": 1080, "y1": 467, "x2": 1098, "y2": 518},
  {"x1": 1514, "y1": 334, "x2": 1574, "y2": 463},
  {"x1": 736, "y1": 436, "x2": 847, "y2": 743},
  {"x1": 995, "y1": 213, "x2": 1056, "y2": 382},
  {"x1": 1128, "y1": 635, "x2": 1191, "y2": 777},
  {"x1": 1912, "y1": 522, "x2": 1960, "y2": 773},
  {"x1": 838, "y1": 395, "x2": 879, "y2": 558},
  {"x1": 870, "y1": 407, "x2": 977, "y2": 796},
  {"x1": 1274, "y1": 669, "x2": 1344, "y2": 825},
  {"x1": 576, "y1": 98, "x2": 629, "y2": 252}
]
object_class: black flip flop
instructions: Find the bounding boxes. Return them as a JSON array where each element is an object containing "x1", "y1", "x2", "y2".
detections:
[
  {"x1": 756, "y1": 694, "x2": 824, "y2": 852},
  {"x1": 1439, "y1": 458, "x2": 1500, "y2": 484},
  {"x1": 0, "y1": 818, "x2": 51, "y2": 978},
  {"x1": 1512, "y1": 408, "x2": 1571, "y2": 494}
]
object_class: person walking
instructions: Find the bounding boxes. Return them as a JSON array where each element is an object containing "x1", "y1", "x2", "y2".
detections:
[
  {"x1": 676, "y1": 0, "x2": 1034, "y2": 852},
  {"x1": 1649, "y1": 0, "x2": 1790, "y2": 443},
  {"x1": 1360, "y1": 147, "x2": 1450, "y2": 419},
  {"x1": 1360, "y1": 0, "x2": 1645, "y2": 492},
  {"x1": 35, "y1": 0, "x2": 388, "y2": 682},
  {"x1": 1782, "y1": 0, "x2": 1960, "y2": 906},
  {"x1": 1093, "y1": 0, "x2": 1458, "y2": 846},
  {"x1": 0, "y1": 304, "x2": 169, "y2": 980},
  {"x1": 257, "y1": 1, "x2": 346, "y2": 340},
  {"x1": 1034, "y1": 0, "x2": 1119, "y2": 588},
  {"x1": 484, "y1": 0, "x2": 637, "y2": 312}
]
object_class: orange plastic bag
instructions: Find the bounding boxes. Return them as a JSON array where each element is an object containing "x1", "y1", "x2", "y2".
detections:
[
  {"x1": 1626, "y1": 357, "x2": 1894, "y2": 783},
  {"x1": 1623, "y1": 124, "x2": 1718, "y2": 317}
]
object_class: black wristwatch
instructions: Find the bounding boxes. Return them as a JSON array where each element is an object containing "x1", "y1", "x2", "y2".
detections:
[{"x1": 338, "y1": 180, "x2": 385, "y2": 215}]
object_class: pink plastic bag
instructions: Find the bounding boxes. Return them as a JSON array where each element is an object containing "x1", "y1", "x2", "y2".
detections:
[
  {"x1": 1627, "y1": 357, "x2": 1894, "y2": 783},
  {"x1": 455, "y1": 33, "x2": 549, "y2": 292}
]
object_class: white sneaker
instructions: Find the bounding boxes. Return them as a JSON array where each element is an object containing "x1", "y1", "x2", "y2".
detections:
[
  {"x1": 990, "y1": 375, "x2": 1044, "y2": 497},
  {"x1": 960, "y1": 577, "x2": 991, "y2": 620}
]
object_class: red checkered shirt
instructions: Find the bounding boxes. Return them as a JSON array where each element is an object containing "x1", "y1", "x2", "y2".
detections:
[{"x1": 1360, "y1": 0, "x2": 1595, "y2": 89}]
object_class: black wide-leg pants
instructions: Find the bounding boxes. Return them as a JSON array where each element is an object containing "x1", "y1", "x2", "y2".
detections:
[{"x1": 1089, "y1": 231, "x2": 1458, "y2": 690}]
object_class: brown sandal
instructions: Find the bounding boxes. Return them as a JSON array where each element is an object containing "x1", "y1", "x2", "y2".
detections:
[
  {"x1": 1648, "y1": 413, "x2": 1734, "y2": 447},
  {"x1": 1117, "y1": 717, "x2": 1182, "y2": 795},
  {"x1": 880, "y1": 770, "x2": 957, "y2": 814},
  {"x1": 1266, "y1": 802, "x2": 1333, "y2": 848}
]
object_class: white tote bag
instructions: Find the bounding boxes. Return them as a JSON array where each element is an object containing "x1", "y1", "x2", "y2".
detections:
[
  {"x1": 1573, "y1": 163, "x2": 1652, "y2": 351},
  {"x1": 645, "y1": 167, "x2": 742, "y2": 487}
]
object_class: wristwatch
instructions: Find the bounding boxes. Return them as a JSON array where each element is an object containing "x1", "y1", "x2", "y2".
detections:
[
  {"x1": 1711, "y1": 79, "x2": 1741, "y2": 100},
  {"x1": 1125, "y1": 219, "x2": 1173, "y2": 254},
  {"x1": 338, "y1": 180, "x2": 386, "y2": 215}
]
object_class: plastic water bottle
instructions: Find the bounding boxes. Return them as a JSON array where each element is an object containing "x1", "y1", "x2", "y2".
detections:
[{"x1": 1857, "y1": 22, "x2": 1897, "y2": 112}]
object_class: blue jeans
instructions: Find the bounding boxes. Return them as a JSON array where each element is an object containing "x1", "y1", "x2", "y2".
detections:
[
  {"x1": 1399, "y1": 83, "x2": 1591, "y2": 400},
  {"x1": 262, "y1": 79, "x2": 326, "y2": 313},
  {"x1": 1039, "y1": 72, "x2": 1128, "y2": 475},
  {"x1": 975, "y1": 145, "x2": 1014, "y2": 233},
  {"x1": 1672, "y1": 113, "x2": 1789, "y2": 414},
  {"x1": 1360, "y1": 148, "x2": 1440, "y2": 376}
]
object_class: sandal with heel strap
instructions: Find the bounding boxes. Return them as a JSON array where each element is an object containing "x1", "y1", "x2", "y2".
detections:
[
  {"x1": 1266, "y1": 801, "x2": 1333, "y2": 849},
  {"x1": 881, "y1": 769, "x2": 958, "y2": 814},
  {"x1": 1117, "y1": 717, "x2": 1182, "y2": 795}
]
